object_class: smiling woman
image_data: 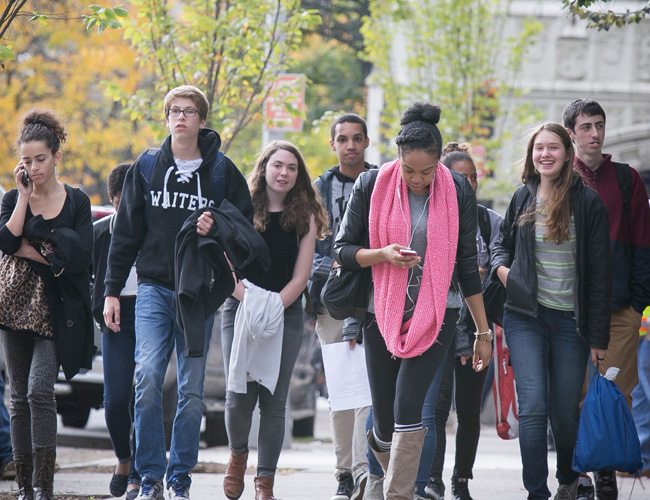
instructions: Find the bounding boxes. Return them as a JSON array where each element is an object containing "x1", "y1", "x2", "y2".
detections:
[{"x1": 490, "y1": 122, "x2": 612, "y2": 499}]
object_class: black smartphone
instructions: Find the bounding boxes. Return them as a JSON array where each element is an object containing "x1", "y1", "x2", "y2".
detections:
[{"x1": 20, "y1": 169, "x2": 29, "y2": 187}]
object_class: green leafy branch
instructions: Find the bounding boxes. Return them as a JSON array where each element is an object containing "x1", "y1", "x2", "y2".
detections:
[
  {"x1": 563, "y1": 0, "x2": 650, "y2": 30},
  {"x1": 84, "y1": 4, "x2": 129, "y2": 34}
]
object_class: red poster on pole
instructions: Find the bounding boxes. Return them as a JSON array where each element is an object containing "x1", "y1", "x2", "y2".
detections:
[{"x1": 264, "y1": 74, "x2": 306, "y2": 132}]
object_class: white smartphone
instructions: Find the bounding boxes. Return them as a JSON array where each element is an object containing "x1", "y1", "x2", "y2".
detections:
[{"x1": 399, "y1": 248, "x2": 417, "y2": 256}]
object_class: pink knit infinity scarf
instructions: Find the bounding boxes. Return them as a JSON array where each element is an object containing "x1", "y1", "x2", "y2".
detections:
[{"x1": 369, "y1": 159, "x2": 459, "y2": 358}]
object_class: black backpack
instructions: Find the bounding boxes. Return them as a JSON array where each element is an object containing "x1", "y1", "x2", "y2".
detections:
[{"x1": 477, "y1": 204, "x2": 491, "y2": 256}]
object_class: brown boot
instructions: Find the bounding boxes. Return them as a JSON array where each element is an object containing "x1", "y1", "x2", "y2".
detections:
[
  {"x1": 367, "y1": 430, "x2": 390, "y2": 475},
  {"x1": 223, "y1": 450, "x2": 248, "y2": 500},
  {"x1": 33, "y1": 449, "x2": 56, "y2": 500},
  {"x1": 383, "y1": 428, "x2": 427, "y2": 500},
  {"x1": 254, "y1": 476, "x2": 277, "y2": 500},
  {"x1": 14, "y1": 455, "x2": 34, "y2": 500}
]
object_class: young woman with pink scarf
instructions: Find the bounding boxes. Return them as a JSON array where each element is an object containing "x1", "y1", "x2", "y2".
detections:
[{"x1": 334, "y1": 103, "x2": 492, "y2": 499}]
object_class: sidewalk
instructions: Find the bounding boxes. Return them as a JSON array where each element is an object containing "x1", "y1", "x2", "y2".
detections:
[{"x1": 0, "y1": 398, "x2": 647, "y2": 499}]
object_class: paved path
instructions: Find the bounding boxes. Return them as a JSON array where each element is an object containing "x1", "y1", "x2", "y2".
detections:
[{"x1": 0, "y1": 399, "x2": 647, "y2": 499}]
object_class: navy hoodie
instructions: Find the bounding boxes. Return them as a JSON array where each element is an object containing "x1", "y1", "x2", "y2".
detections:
[{"x1": 105, "y1": 128, "x2": 253, "y2": 297}]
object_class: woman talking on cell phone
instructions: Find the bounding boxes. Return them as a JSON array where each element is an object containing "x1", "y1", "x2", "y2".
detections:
[
  {"x1": 334, "y1": 102, "x2": 491, "y2": 499},
  {"x1": 0, "y1": 110, "x2": 94, "y2": 500}
]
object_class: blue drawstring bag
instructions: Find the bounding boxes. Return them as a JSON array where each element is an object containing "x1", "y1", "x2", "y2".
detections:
[{"x1": 572, "y1": 371, "x2": 643, "y2": 474}]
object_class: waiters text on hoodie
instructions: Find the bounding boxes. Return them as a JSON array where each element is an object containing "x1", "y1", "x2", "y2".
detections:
[{"x1": 104, "y1": 128, "x2": 254, "y2": 297}]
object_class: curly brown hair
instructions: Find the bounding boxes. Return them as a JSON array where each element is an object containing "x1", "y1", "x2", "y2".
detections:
[
  {"x1": 18, "y1": 109, "x2": 67, "y2": 154},
  {"x1": 519, "y1": 122, "x2": 578, "y2": 244},
  {"x1": 248, "y1": 140, "x2": 328, "y2": 239}
]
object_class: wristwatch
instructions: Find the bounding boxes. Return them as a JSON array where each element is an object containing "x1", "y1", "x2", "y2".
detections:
[{"x1": 474, "y1": 328, "x2": 493, "y2": 343}]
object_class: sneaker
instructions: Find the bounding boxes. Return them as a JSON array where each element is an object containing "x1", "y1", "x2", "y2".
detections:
[
  {"x1": 136, "y1": 478, "x2": 164, "y2": 500},
  {"x1": 424, "y1": 476, "x2": 445, "y2": 500},
  {"x1": 594, "y1": 470, "x2": 618, "y2": 500},
  {"x1": 451, "y1": 477, "x2": 473, "y2": 500},
  {"x1": 127, "y1": 488, "x2": 141, "y2": 500},
  {"x1": 576, "y1": 482, "x2": 594, "y2": 500},
  {"x1": 350, "y1": 471, "x2": 368, "y2": 500},
  {"x1": 363, "y1": 473, "x2": 384, "y2": 500},
  {"x1": 332, "y1": 472, "x2": 354, "y2": 500},
  {"x1": 554, "y1": 478, "x2": 579, "y2": 500},
  {"x1": 167, "y1": 475, "x2": 191, "y2": 500}
]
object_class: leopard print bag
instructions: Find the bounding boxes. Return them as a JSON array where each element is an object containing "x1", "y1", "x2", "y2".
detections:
[{"x1": 0, "y1": 254, "x2": 53, "y2": 337}]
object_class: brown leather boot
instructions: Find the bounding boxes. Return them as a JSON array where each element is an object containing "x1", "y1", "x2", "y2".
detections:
[
  {"x1": 223, "y1": 450, "x2": 248, "y2": 500},
  {"x1": 254, "y1": 476, "x2": 277, "y2": 500},
  {"x1": 14, "y1": 455, "x2": 33, "y2": 500}
]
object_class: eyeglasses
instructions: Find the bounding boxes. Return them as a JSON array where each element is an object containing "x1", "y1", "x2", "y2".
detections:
[{"x1": 168, "y1": 108, "x2": 199, "y2": 118}]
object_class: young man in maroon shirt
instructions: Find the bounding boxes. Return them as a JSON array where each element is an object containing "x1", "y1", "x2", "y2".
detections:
[{"x1": 564, "y1": 98, "x2": 650, "y2": 500}]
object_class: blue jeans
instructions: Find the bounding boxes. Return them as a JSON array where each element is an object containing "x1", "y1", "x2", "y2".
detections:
[
  {"x1": 504, "y1": 305, "x2": 589, "y2": 500},
  {"x1": 103, "y1": 296, "x2": 139, "y2": 484},
  {"x1": 0, "y1": 372, "x2": 12, "y2": 463},
  {"x1": 133, "y1": 283, "x2": 213, "y2": 484},
  {"x1": 416, "y1": 351, "x2": 447, "y2": 495},
  {"x1": 632, "y1": 336, "x2": 650, "y2": 470}
]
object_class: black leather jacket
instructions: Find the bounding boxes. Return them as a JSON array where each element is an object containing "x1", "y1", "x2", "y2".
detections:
[
  {"x1": 334, "y1": 167, "x2": 483, "y2": 305},
  {"x1": 490, "y1": 177, "x2": 612, "y2": 349}
]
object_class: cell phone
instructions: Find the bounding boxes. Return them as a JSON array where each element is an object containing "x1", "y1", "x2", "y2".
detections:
[
  {"x1": 399, "y1": 248, "x2": 417, "y2": 256},
  {"x1": 20, "y1": 169, "x2": 29, "y2": 187}
]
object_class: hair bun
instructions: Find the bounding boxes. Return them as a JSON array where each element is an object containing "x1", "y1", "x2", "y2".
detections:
[
  {"x1": 400, "y1": 102, "x2": 441, "y2": 127},
  {"x1": 441, "y1": 141, "x2": 471, "y2": 156},
  {"x1": 21, "y1": 109, "x2": 67, "y2": 144}
]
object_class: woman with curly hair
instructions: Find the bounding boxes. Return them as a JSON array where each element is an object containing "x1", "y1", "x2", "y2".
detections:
[
  {"x1": 0, "y1": 110, "x2": 94, "y2": 500},
  {"x1": 335, "y1": 103, "x2": 492, "y2": 499},
  {"x1": 220, "y1": 140, "x2": 328, "y2": 500}
]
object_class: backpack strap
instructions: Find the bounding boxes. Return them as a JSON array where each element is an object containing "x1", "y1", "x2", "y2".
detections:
[
  {"x1": 613, "y1": 162, "x2": 632, "y2": 229},
  {"x1": 138, "y1": 147, "x2": 226, "y2": 208},
  {"x1": 63, "y1": 183, "x2": 77, "y2": 220},
  {"x1": 477, "y1": 204, "x2": 491, "y2": 257}
]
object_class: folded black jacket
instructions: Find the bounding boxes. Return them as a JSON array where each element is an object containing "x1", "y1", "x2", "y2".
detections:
[
  {"x1": 24, "y1": 215, "x2": 96, "y2": 380},
  {"x1": 175, "y1": 199, "x2": 271, "y2": 357}
]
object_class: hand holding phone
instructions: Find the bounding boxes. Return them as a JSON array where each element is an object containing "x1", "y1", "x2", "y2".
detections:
[
  {"x1": 20, "y1": 169, "x2": 29, "y2": 187},
  {"x1": 399, "y1": 248, "x2": 417, "y2": 256}
]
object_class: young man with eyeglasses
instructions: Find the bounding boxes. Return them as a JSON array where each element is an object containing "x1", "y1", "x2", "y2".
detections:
[{"x1": 104, "y1": 86, "x2": 253, "y2": 500}]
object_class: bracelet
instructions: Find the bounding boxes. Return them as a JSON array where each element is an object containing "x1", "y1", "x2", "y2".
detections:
[{"x1": 474, "y1": 329, "x2": 492, "y2": 337}]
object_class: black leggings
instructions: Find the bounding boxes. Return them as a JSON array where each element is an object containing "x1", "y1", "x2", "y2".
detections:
[
  {"x1": 363, "y1": 308, "x2": 458, "y2": 443},
  {"x1": 430, "y1": 343, "x2": 488, "y2": 479}
]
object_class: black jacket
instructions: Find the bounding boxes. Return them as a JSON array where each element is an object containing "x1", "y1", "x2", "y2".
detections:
[
  {"x1": 175, "y1": 200, "x2": 271, "y2": 357},
  {"x1": 21, "y1": 186, "x2": 96, "y2": 380},
  {"x1": 92, "y1": 214, "x2": 112, "y2": 329},
  {"x1": 105, "y1": 128, "x2": 253, "y2": 297},
  {"x1": 334, "y1": 167, "x2": 483, "y2": 305},
  {"x1": 490, "y1": 178, "x2": 612, "y2": 349}
]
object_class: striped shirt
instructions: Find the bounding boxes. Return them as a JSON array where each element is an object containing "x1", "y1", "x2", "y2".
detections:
[{"x1": 535, "y1": 206, "x2": 576, "y2": 311}]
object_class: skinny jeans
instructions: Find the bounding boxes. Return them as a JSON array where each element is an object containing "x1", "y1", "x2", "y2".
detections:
[
  {"x1": 221, "y1": 297, "x2": 303, "y2": 478},
  {"x1": 429, "y1": 343, "x2": 488, "y2": 480},
  {"x1": 0, "y1": 330, "x2": 58, "y2": 457},
  {"x1": 504, "y1": 304, "x2": 588, "y2": 500},
  {"x1": 102, "y1": 296, "x2": 139, "y2": 484},
  {"x1": 363, "y1": 308, "x2": 458, "y2": 443}
]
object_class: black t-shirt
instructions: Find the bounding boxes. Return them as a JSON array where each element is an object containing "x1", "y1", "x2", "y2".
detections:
[{"x1": 252, "y1": 211, "x2": 299, "y2": 292}]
